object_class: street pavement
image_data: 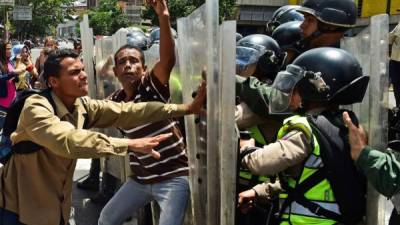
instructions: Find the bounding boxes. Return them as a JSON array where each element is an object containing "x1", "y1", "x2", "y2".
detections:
[{"x1": 71, "y1": 159, "x2": 138, "y2": 225}]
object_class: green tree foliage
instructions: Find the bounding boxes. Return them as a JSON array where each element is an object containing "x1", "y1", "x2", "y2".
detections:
[
  {"x1": 10, "y1": 0, "x2": 74, "y2": 39},
  {"x1": 142, "y1": 0, "x2": 236, "y2": 27},
  {"x1": 88, "y1": 0, "x2": 131, "y2": 35}
]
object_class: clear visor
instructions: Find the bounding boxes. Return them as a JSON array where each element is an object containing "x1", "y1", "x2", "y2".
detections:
[
  {"x1": 236, "y1": 46, "x2": 265, "y2": 76},
  {"x1": 269, "y1": 64, "x2": 305, "y2": 113}
]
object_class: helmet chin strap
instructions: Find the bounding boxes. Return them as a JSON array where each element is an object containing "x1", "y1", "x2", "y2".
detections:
[{"x1": 298, "y1": 22, "x2": 343, "y2": 50}]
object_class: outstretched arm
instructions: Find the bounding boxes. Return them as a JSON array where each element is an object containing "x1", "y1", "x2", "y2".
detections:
[{"x1": 147, "y1": 0, "x2": 175, "y2": 85}]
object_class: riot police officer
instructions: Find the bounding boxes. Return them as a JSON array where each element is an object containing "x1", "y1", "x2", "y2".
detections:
[
  {"x1": 297, "y1": 0, "x2": 357, "y2": 50},
  {"x1": 236, "y1": 34, "x2": 285, "y2": 84},
  {"x1": 236, "y1": 0, "x2": 358, "y2": 119},
  {"x1": 235, "y1": 33, "x2": 286, "y2": 225},
  {"x1": 239, "y1": 47, "x2": 369, "y2": 225},
  {"x1": 272, "y1": 21, "x2": 303, "y2": 66},
  {"x1": 266, "y1": 5, "x2": 304, "y2": 35}
]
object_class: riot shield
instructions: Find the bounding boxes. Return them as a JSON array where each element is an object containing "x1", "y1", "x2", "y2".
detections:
[
  {"x1": 144, "y1": 42, "x2": 183, "y2": 103},
  {"x1": 341, "y1": 14, "x2": 389, "y2": 225},
  {"x1": 177, "y1": 2, "x2": 237, "y2": 225},
  {"x1": 112, "y1": 28, "x2": 128, "y2": 55},
  {"x1": 95, "y1": 37, "x2": 120, "y2": 99},
  {"x1": 218, "y1": 20, "x2": 237, "y2": 225},
  {"x1": 80, "y1": 15, "x2": 96, "y2": 98},
  {"x1": 177, "y1": 6, "x2": 208, "y2": 225}
]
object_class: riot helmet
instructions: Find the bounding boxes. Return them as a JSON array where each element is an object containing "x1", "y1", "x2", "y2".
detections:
[
  {"x1": 236, "y1": 34, "x2": 285, "y2": 82},
  {"x1": 297, "y1": 0, "x2": 357, "y2": 28},
  {"x1": 269, "y1": 47, "x2": 369, "y2": 114},
  {"x1": 127, "y1": 34, "x2": 149, "y2": 50},
  {"x1": 149, "y1": 27, "x2": 178, "y2": 46},
  {"x1": 266, "y1": 5, "x2": 304, "y2": 34},
  {"x1": 127, "y1": 27, "x2": 146, "y2": 36},
  {"x1": 236, "y1": 33, "x2": 243, "y2": 42},
  {"x1": 272, "y1": 21, "x2": 303, "y2": 65}
]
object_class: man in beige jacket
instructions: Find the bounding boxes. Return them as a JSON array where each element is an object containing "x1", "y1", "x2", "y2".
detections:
[{"x1": 0, "y1": 49, "x2": 205, "y2": 225}]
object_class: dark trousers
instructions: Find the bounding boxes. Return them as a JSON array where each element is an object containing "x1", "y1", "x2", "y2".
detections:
[
  {"x1": 0, "y1": 208, "x2": 25, "y2": 225},
  {"x1": 389, "y1": 208, "x2": 400, "y2": 225},
  {"x1": 0, "y1": 208, "x2": 65, "y2": 225},
  {"x1": 390, "y1": 60, "x2": 400, "y2": 107}
]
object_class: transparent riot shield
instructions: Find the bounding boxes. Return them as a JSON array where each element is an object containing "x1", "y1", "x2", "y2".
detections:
[
  {"x1": 80, "y1": 15, "x2": 96, "y2": 98},
  {"x1": 218, "y1": 20, "x2": 237, "y2": 225},
  {"x1": 178, "y1": 2, "x2": 237, "y2": 225},
  {"x1": 177, "y1": 6, "x2": 208, "y2": 225},
  {"x1": 145, "y1": 42, "x2": 183, "y2": 103},
  {"x1": 112, "y1": 28, "x2": 128, "y2": 55},
  {"x1": 144, "y1": 43, "x2": 159, "y2": 69},
  {"x1": 94, "y1": 36, "x2": 128, "y2": 182},
  {"x1": 95, "y1": 37, "x2": 120, "y2": 99},
  {"x1": 341, "y1": 14, "x2": 389, "y2": 225}
]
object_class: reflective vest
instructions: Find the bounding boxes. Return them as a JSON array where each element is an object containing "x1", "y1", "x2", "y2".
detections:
[{"x1": 277, "y1": 115, "x2": 340, "y2": 225}]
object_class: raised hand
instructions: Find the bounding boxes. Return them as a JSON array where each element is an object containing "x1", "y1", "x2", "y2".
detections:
[
  {"x1": 343, "y1": 111, "x2": 367, "y2": 160},
  {"x1": 237, "y1": 189, "x2": 256, "y2": 214},
  {"x1": 187, "y1": 80, "x2": 206, "y2": 115},
  {"x1": 145, "y1": 0, "x2": 169, "y2": 17}
]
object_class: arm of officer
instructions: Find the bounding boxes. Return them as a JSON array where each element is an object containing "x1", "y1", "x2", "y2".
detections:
[
  {"x1": 344, "y1": 111, "x2": 400, "y2": 198},
  {"x1": 236, "y1": 75, "x2": 272, "y2": 118},
  {"x1": 235, "y1": 102, "x2": 267, "y2": 129},
  {"x1": 237, "y1": 180, "x2": 282, "y2": 213},
  {"x1": 241, "y1": 130, "x2": 312, "y2": 175},
  {"x1": 148, "y1": 0, "x2": 175, "y2": 85}
]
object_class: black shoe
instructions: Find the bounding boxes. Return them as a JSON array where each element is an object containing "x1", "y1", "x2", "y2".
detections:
[
  {"x1": 76, "y1": 176, "x2": 100, "y2": 191},
  {"x1": 89, "y1": 191, "x2": 113, "y2": 204}
]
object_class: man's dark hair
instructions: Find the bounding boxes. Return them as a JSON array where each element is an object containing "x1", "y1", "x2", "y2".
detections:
[
  {"x1": 73, "y1": 40, "x2": 81, "y2": 49},
  {"x1": 114, "y1": 44, "x2": 145, "y2": 66},
  {"x1": 42, "y1": 49, "x2": 79, "y2": 86}
]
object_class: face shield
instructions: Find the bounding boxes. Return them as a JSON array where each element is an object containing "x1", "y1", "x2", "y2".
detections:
[
  {"x1": 269, "y1": 64, "x2": 305, "y2": 114},
  {"x1": 236, "y1": 44, "x2": 266, "y2": 77}
]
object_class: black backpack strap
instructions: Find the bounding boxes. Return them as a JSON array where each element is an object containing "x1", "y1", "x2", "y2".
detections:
[
  {"x1": 40, "y1": 89, "x2": 57, "y2": 113},
  {"x1": 278, "y1": 168, "x2": 344, "y2": 223},
  {"x1": 12, "y1": 89, "x2": 56, "y2": 154},
  {"x1": 79, "y1": 97, "x2": 89, "y2": 129},
  {"x1": 307, "y1": 113, "x2": 366, "y2": 224}
]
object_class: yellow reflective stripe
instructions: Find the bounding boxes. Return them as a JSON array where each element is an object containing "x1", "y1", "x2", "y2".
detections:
[
  {"x1": 248, "y1": 126, "x2": 267, "y2": 145},
  {"x1": 277, "y1": 115, "x2": 313, "y2": 141},
  {"x1": 258, "y1": 175, "x2": 268, "y2": 182},
  {"x1": 239, "y1": 171, "x2": 269, "y2": 182},
  {"x1": 239, "y1": 171, "x2": 252, "y2": 180},
  {"x1": 304, "y1": 180, "x2": 336, "y2": 202},
  {"x1": 280, "y1": 212, "x2": 337, "y2": 225},
  {"x1": 278, "y1": 115, "x2": 338, "y2": 224}
]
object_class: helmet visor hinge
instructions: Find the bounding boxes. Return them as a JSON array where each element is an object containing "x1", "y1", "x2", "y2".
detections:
[{"x1": 305, "y1": 71, "x2": 330, "y2": 94}]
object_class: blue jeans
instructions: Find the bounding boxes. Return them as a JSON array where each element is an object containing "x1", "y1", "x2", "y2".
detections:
[
  {"x1": 0, "y1": 208, "x2": 25, "y2": 225},
  {"x1": 98, "y1": 176, "x2": 189, "y2": 225}
]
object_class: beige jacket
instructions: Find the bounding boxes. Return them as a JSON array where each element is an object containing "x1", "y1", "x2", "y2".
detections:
[
  {"x1": 242, "y1": 130, "x2": 313, "y2": 200},
  {"x1": 0, "y1": 92, "x2": 189, "y2": 225}
]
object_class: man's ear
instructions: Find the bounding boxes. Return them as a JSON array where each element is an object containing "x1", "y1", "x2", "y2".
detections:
[
  {"x1": 48, "y1": 76, "x2": 58, "y2": 88},
  {"x1": 113, "y1": 66, "x2": 117, "y2": 77},
  {"x1": 143, "y1": 65, "x2": 147, "y2": 73}
]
